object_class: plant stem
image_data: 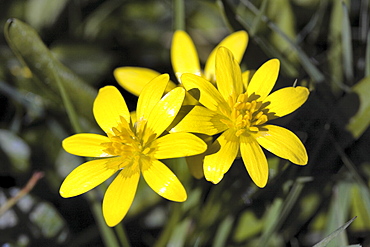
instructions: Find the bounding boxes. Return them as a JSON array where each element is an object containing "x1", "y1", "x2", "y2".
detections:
[
  {"x1": 154, "y1": 202, "x2": 182, "y2": 247},
  {"x1": 53, "y1": 69, "x2": 120, "y2": 247},
  {"x1": 173, "y1": 0, "x2": 185, "y2": 30},
  {"x1": 115, "y1": 222, "x2": 132, "y2": 247}
]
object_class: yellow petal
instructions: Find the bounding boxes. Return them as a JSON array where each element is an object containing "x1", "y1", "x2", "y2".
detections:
[
  {"x1": 242, "y1": 70, "x2": 254, "y2": 89},
  {"x1": 205, "y1": 31, "x2": 249, "y2": 82},
  {"x1": 203, "y1": 129, "x2": 239, "y2": 184},
  {"x1": 153, "y1": 132, "x2": 207, "y2": 159},
  {"x1": 263, "y1": 86, "x2": 309, "y2": 117},
  {"x1": 186, "y1": 155, "x2": 205, "y2": 179},
  {"x1": 93, "y1": 86, "x2": 130, "y2": 134},
  {"x1": 240, "y1": 135, "x2": 268, "y2": 188},
  {"x1": 247, "y1": 59, "x2": 280, "y2": 101},
  {"x1": 256, "y1": 125, "x2": 308, "y2": 165},
  {"x1": 103, "y1": 166, "x2": 140, "y2": 227},
  {"x1": 185, "y1": 134, "x2": 213, "y2": 179},
  {"x1": 170, "y1": 106, "x2": 228, "y2": 135},
  {"x1": 215, "y1": 47, "x2": 243, "y2": 100},
  {"x1": 147, "y1": 87, "x2": 185, "y2": 137},
  {"x1": 141, "y1": 159, "x2": 187, "y2": 201},
  {"x1": 113, "y1": 67, "x2": 160, "y2": 96},
  {"x1": 171, "y1": 30, "x2": 201, "y2": 82},
  {"x1": 137, "y1": 74, "x2": 170, "y2": 120},
  {"x1": 62, "y1": 133, "x2": 111, "y2": 157},
  {"x1": 59, "y1": 157, "x2": 121, "y2": 198},
  {"x1": 181, "y1": 73, "x2": 229, "y2": 112}
]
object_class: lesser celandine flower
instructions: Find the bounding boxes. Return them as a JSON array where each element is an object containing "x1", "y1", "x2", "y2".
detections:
[
  {"x1": 59, "y1": 74, "x2": 207, "y2": 226},
  {"x1": 114, "y1": 30, "x2": 248, "y2": 95},
  {"x1": 171, "y1": 47, "x2": 309, "y2": 188},
  {"x1": 170, "y1": 30, "x2": 248, "y2": 83},
  {"x1": 113, "y1": 31, "x2": 247, "y2": 179}
]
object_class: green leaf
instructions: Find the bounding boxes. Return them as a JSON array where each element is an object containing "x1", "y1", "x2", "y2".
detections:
[
  {"x1": 346, "y1": 76, "x2": 370, "y2": 138},
  {"x1": 313, "y1": 216, "x2": 356, "y2": 247},
  {"x1": 323, "y1": 182, "x2": 352, "y2": 247},
  {"x1": 213, "y1": 216, "x2": 234, "y2": 247},
  {"x1": 4, "y1": 18, "x2": 96, "y2": 123},
  {"x1": 167, "y1": 219, "x2": 191, "y2": 247},
  {"x1": 366, "y1": 31, "x2": 370, "y2": 77},
  {"x1": 341, "y1": 2, "x2": 353, "y2": 82},
  {"x1": 25, "y1": 0, "x2": 69, "y2": 29},
  {"x1": 0, "y1": 129, "x2": 30, "y2": 172}
]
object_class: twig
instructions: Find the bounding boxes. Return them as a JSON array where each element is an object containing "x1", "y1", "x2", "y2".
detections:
[{"x1": 0, "y1": 171, "x2": 44, "y2": 216}]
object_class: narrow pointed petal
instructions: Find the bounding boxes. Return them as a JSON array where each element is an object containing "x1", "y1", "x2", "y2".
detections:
[
  {"x1": 256, "y1": 125, "x2": 308, "y2": 165},
  {"x1": 103, "y1": 166, "x2": 140, "y2": 227},
  {"x1": 205, "y1": 31, "x2": 248, "y2": 82},
  {"x1": 147, "y1": 87, "x2": 185, "y2": 137},
  {"x1": 171, "y1": 30, "x2": 201, "y2": 81},
  {"x1": 203, "y1": 129, "x2": 239, "y2": 184},
  {"x1": 263, "y1": 86, "x2": 309, "y2": 117},
  {"x1": 216, "y1": 47, "x2": 243, "y2": 100},
  {"x1": 240, "y1": 135, "x2": 268, "y2": 188},
  {"x1": 153, "y1": 133, "x2": 207, "y2": 159},
  {"x1": 93, "y1": 86, "x2": 130, "y2": 134},
  {"x1": 59, "y1": 157, "x2": 121, "y2": 198},
  {"x1": 62, "y1": 133, "x2": 111, "y2": 157},
  {"x1": 171, "y1": 106, "x2": 228, "y2": 135},
  {"x1": 113, "y1": 67, "x2": 160, "y2": 96},
  {"x1": 247, "y1": 59, "x2": 280, "y2": 101},
  {"x1": 141, "y1": 159, "x2": 187, "y2": 202},
  {"x1": 137, "y1": 74, "x2": 170, "y2": 120},
  {"x1": 181, "y1": 73, "x2": 229, "y2": 112}
]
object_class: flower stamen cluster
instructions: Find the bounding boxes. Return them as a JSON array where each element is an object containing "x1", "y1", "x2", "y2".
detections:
[{"x1": 220, "y1": 93, "x2": 270, "y2": 137}]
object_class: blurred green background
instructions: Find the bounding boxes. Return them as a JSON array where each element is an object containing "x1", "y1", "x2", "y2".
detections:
[{"x1": 0, "y1": 0, "x2": 369, "y2": 246}]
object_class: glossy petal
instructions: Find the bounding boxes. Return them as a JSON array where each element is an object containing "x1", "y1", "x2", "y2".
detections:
[
  {"x1": 171, "y1": 106, "x2": 228, "y2": 135},
  {"x1": 205, "y1": 31, "x2": 248, "y2": 82},
  {"x1": 216, "y1": 47, "x2": 243, "y2": 101},
  {"x1": 203, "y1": 129, "x2": 239, "y2": 184},
  {"x1": 59, "y1": 157, "x2": 121, "y2": 198},
  {"x1": 256, "y1": 125, "x2": 308, "y2": 165},
  {"x1": 181, "y1": 73, "x2": 229, "y2": 112},
  {"x1": 247, "y1": 59, "x2": 280, "y2": 101},
  {"x1": 240, "y1": 135, "x2": 268, "y2": 188},
  {"x1": 93, "y1": 86, "x2": 130, "y2": 134},
  {"x1": 137, "y1": 74, "x2": 170, "y2": 120},
  {"x1": 141, "y1": 159, "x2": 187, "y2": 201},
  {"x1": 103, "y1": 165, "x2": 140, "y2": 227},
  {"x1": 171, "y1": 30, "x2": 201, "y2": 81},
  {"x1": 62, "y1": 133, "x2": 111, "y2": 157},
  {"x1": 114, "y1": 67, "x2": 160, "y2": 96},
  {"x1": 147, "y1": 87, "x2": 185, "y2": 137},
  {"x1": 263, "y1": 86, "x2": 309, "y2": 117},
  {"x1": 153, "y1": 132, "x2": 207, "y2": 159}
]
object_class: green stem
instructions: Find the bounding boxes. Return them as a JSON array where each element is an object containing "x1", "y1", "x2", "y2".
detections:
[
  {"x1": 86, "y1": 192, "x2": 120, "y2": 247},
  {"x1": 52, "y1": 69, "x2": 120, "y2": 247},
  {"x1": 52, "y1": 65, "x2": 82, "y2": 133},
  {"x1": 173, "y1": 0, "x2": 185, "y2": 30},
  {"x1": 115, "y1": 223, "x2": 132, "y2": 247},
  {"x1": 154, "y1": 202, "x2": 182, "y2": 247}
]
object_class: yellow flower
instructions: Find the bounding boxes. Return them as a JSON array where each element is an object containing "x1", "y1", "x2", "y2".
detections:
[
  {"x1": 59, "y1": 74, "x2": 207, "y2": 227},
  {"x1": 171, "y1": 47, "x2": 309, "y2": 188},
  {"x1": 113, "y1": 30, "x2": 248, "y2": 95}
]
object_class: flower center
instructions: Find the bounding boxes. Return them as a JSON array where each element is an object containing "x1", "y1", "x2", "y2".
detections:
[
  {"x1": 102, "y1": 116, "x2": 157, "y2": 161},
  {"x1": 221, "y1": 93, "x2": 269, "y2": 137}
]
